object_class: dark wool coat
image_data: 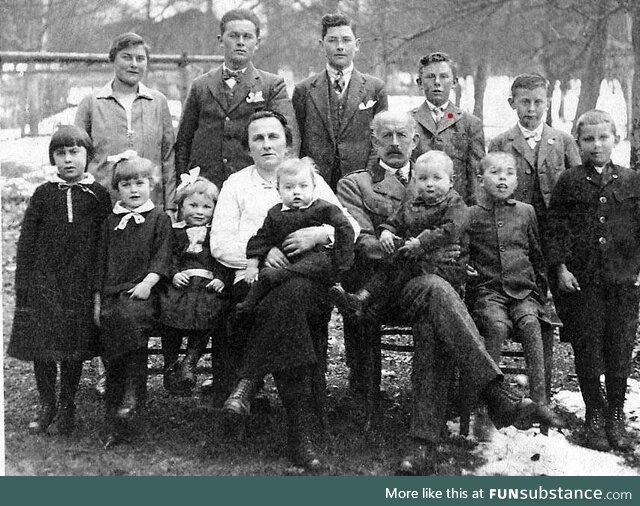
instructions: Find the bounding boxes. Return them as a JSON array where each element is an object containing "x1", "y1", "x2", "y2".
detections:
[
  {"x1": 9, "y1": 181, "x2": 112, "y2": 361},
  {"x1": 293, "y1": 69, "x2": 387, "y2": 189},
  {"x1": 175, "y1": 64, "x2": 298, "y2": 189}
]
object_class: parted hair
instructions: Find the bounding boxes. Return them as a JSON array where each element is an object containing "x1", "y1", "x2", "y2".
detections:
[
  {"x1": 49, "y1": 125, "x2": 95, "y2": 166},
  {"x1": 111, "y1": 155, "x2": 156, "y2": 190},
  {"x1": 108, "y1": 32, "x2": 150, "y2": 62},
  {"x1": 478, "y1": 152, "x2": 517, "y2": 175},
  {"x1": 417, "y1": 52, "x2": 458, "y2": 82},
  {"x1": 276, "y1": 157, "x2": 318, "y2": 187},
  {"x1": 510, "y1": 73, "x2": 549, "y2": 97},
  {"x1": 220, "y1": 8, "x2": 261, "y2": 37},
  {"x1": 321, "y1": 13, "x2": 356, "y2": 38},
  {"x1": 176, "y1": 177, "x2": 219, "y2": 206},
  {"x1": 242, "y1": 110, "x2": 293, "y2": 151}
]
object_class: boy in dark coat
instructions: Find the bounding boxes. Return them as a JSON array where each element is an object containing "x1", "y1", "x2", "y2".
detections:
[{"x1": 547, "y1": 109, "x2": 639, "y2": 452}]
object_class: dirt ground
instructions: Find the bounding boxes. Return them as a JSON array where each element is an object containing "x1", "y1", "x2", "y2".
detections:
[{"x1": 2, "y1": 153, "x2": 640, "y2": 476}]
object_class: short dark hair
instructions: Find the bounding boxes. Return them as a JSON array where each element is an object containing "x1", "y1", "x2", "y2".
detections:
[
  {"x1": 478, "y1": 152, "x2": 517, "y2": 175},
  {"x1": 108, "y1": 32, "x2": 150, "y2": 62},
  {"x1": 220, "y1": 8, "x2": 261, "y2": 38},
  {"x1": 242, "y1": 110, "x2": 293, "y2": 151},
  {"x1": 417, "y1": 52, "x2": 458, "y2": 82},
  {"x1": 575, "y1": 109, "x2": 617, "y2": 139},
  {"x1": 510, "y1": 73, "x2": 549, "y2": 98},
  {"x1": 49, "y1": 125, "x2": 94, "y2": 166},
  {"x1": 321, "y1": 13, "x2": 356, "y2": 38}
]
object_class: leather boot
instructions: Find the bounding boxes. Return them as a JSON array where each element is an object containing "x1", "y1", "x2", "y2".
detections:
[
  {"x1": 117, "y1": 351, "x2": 147, "y2": 420},
  {"x1": 47, "y1": 360, "x2": 82, "y2": 436},
  {"x1": 579, "y1": 375, "x2": 610, "y2": 451},
  {"x1": 29, "y1": 360, "x2": 57, "y2": 434},
  {"x1": 177, "y1": 348, "x2": 200, "y2": 391},
  {"x1": 223, "y1": 378, "x2": 260, "y2": 416},
  {"x1": 329, "y1": 285, "x2": 371, "y2": 319},
  {"x1": 605, "y1": 377, "x2": 633, "y2": 451}
]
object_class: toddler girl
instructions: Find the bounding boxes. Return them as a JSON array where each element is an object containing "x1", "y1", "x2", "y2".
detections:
[
  {"x1": 159, "y1": 170, "x2": 231, "y2": 393},
  {"x1": 95, "y1": 152, "x2": 172, "y2": 447},
  {"x1": 9, "y1": 125, "x2": 112, "y2": 435}
]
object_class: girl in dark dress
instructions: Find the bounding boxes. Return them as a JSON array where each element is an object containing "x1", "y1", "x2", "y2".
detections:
[
  {"x1": 159, "y1": 173, "x2": 231, "y2": 393},
  {"x1": 94, "y1": 153, "x2": 172, "y2": 447},
  {"x1": 9, "y1": 126, "x2": 112, "y2": 435}
]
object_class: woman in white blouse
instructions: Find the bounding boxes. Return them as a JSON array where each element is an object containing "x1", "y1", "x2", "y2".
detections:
[{"x1": 210, "y1": 110, "x2": 358, "y2": 471}]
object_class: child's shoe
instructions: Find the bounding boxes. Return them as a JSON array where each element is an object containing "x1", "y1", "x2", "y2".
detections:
[
  {"x1": 605, "y1": 407, "x2": 634, "y2": 451},
  {"x1": 95, "y1": 375, "x2": 107, "y2": 398},
  {"x1": 223, "y1": 378, "x2": 260, "y2": 416},
  {"x1": 329, "y1": 285, "x2": 371, "y2": 318},
  {"x1": 582, "y1": 407, "x2": 611, "y2": 451},
  {"x1": 47, "y1": 403, "x2": 76, "y2": 436},
  {"x1": 176, "y1": 349, "x2": 200, "y2": 391},
  {"x1": 28, "y1": 403, "x2": 57, "y2": 434}
]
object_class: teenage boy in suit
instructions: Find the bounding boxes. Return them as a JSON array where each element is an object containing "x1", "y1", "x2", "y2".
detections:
[
  {"x1": 488, "y1": 73, "x2": 580, "y2": 243},
  {"x1": 176, "y1": 8, "x2": 298, "y2": 189},
  {"x1": 412, "y1": 52, "x2": 484, "y2": 205},
  {"x1": 293, "y1": 13, "x2": 387, "y2": 190}
]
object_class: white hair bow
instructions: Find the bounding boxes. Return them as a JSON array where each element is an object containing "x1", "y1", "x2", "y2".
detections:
[
  {"x1": 177, "y1": 167, "x2": 201, "y2": 192},
  {"x1": 107, "y1": 149, "x2": 138, "y2": 164}
]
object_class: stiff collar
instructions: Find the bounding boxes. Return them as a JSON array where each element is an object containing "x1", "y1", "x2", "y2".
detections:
[
  {"x1": 517, "y1": 121, "x2": 544, "y2": 140},
  {"x1": 222, "y1": 63, "x2": 248, "y2": 74},
  {"x1": 326, "y1": 63, "x2": 354, "y2": 81},
  {"x1": 380, "y1": 159, "x2": 410, "y2": 179},
  {"x1": 96, "y1": 80, "x2": 154, "y2": 100},
  {"x1": 426, "y1": 99, "x2": 449, "y2": 114}
]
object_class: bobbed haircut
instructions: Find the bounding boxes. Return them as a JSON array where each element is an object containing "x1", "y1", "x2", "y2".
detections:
[
  {"x1": 220, "y1": 8, "x2": 261, "y2": 37},
  {"x1": 176, "y1": 177, "x2": 220, "y2": 206},
  {"x1": 108, "y1": 32, "x2": 150, "y2": 62},
  {"x1": 242, "y1": 110, "x2": 293, "y2": 151},
  {"x1": 417, "y1": 51, "x2": 458, "y2": 82},
  {"x1": 575, "y1": 109, "x2": 617, "y2": 139},
  {"x1": 510, "y1": 73, "x2": 549, "y2": 97},
  {"x1": 49, "y1": 125, "x2": 95, "y2": 166},
  {"x1": 276, "y1": 157, "x2": 317, "y2": 187},
  {"x1": 478, "y1": 152, "x2": 517, "y2": 175},
  {"x1": 321, "y1": 13, "x2": 356, "y2": 38},
  {"x1": 414, "y1": 150, "x2": 454, "y2": 178},
  {"x1": 111, "y1": 155, "x2": 155, "y2": 190}
]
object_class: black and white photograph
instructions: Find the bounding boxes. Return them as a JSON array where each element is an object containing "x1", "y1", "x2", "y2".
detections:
[{"x1": 1, "y1": 0, "x2": 640, "y2": 485}]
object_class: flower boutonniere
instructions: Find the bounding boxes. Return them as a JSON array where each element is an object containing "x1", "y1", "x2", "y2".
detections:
[
  {"x1": 246, "y1": 90, "x2": 264, "y2": 103},
  {"x1": 446, "y1": 112, "x2": 455, "y2": 120},
  {"x1": 358, "y1": 99, "x2": 377, "y2": 110}
]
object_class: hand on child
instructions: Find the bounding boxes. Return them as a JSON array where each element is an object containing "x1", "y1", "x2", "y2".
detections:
[
  {"x1": 379, "y1": 230, "x2": 399, "y2": 255},
  {"x1": 557, "y1": 266, "x2": 581, "y2": 293},
  {"x1": 207, "y1": 278, "x2": 225, "y2": 292},
  {"x1": 245, "y1": 265, "x2": 259, "y2": 285},
  {"x1": 397, "y1": 238, "x2": 422, "y2": 259},
  {"x1": 264, "y1": 247, "x2": 290, "y2": 269},
  {"x1": 283, "y1": 227, "x2": 326, "y2": 257},
  {"x1": 128, "y1": 281, "x2": 153, "y2": 300},
  {"x1": 173, "y1": 272, "x2": 191, "y2": 288}
]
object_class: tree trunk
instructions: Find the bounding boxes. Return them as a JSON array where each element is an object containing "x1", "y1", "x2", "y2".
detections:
[
  {"x1": 473, "y1": 59, "x2": 488, "y2": 121},
  {"x1": 573, "y1": 7, "x2": 608, "y2": 131},
  {"x1": 630, "y1": 7, "x2": 640, "y2": 171},
  {"x1": 622, "y1": 73, "x2": 633, "y2": 139}
]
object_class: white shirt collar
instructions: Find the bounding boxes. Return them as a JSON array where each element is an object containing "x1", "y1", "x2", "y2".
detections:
[
  {"x1": 47, "y1": 172, "x2": 95, "y2": 185},
  {"x1": 96, "y1": 80, "x2": 153, "y2": 100},
  {"x1": 222, "y1": 63, "x2": 247, "y2": 74},
  {"x1": 380, "y1": 160, "x2": 410, "y2": 179},
  {"x1": 113, "y1": 199, "x2": 155, "y2": 215},
  {"x1": 281, "y1": 197, "x2": 317, "y2": 211},
  {"x1": 518, "y1": 121, "x2": 544, "y2": 138},
  {"x1": 426, "y1": 99, "x2": 449, "y2": 113},
  {"x1": 326, "y1": 64, "x2": 354, "y2": 91}
]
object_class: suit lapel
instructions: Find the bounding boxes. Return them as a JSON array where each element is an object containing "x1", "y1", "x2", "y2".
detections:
[
  {"x1": 338, "y1": 69, "x2": 365, "y2": 137},
  {"x1": 205, "y1": 67, "x2": 230, "y2": 112},
  {"x1": 436, "y1": 103, "x2": 463, "y2": 133},
  {"x1": 413, "y1": 102, "x2": 437, "y2": 135},
  {"x1": 226, "y1": 63, "x2": 257, "y2": 115},
  {"x1": 309, "y1": 71, "x2": 336, "y2": 144},
  {"x1": 537, "y1": 124, "x2": 555, "y2": 171},
  {"x1": 509, "y1": 126, "x2": 536, "y2": 169}
]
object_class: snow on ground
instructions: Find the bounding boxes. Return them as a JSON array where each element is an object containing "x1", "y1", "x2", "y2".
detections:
[{"x1": 463, "y1": 378, "x2": 640, "y2": 476}]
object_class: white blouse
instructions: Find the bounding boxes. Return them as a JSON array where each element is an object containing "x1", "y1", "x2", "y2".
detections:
[{"x1": 210, "y1": 165, "x2": 360, "y2": 284}]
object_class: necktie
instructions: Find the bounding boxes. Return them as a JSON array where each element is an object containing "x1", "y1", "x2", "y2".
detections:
[
  {"x1": 432, "y1": 105, "x2": 445, "y2": 124},
  {"x1": 334, "y1": 70, "x2": 345, "y2": 95},
  {"x1": 395, "y1": 169, "x2": 408, "y2": 186}
]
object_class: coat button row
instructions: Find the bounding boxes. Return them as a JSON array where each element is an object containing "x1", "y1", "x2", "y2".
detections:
[
  {"x1": 497, "y1": 221, "x2": 504, "y2": 227},
  {"x1": 599, "y1": 196, "x2": 607, "y2": 203},
  {"x1": 598, "y1": 237, "x2": 607, "y2": 245},
  {"x1": 599, "y1": 216, "x2": 606, "y2": 223}
]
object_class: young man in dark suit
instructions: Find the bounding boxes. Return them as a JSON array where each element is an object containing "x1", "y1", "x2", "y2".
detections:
[
  {"x1": 293, "y1": 13, "x2": 387, "y2": 190},
  {"x1": 412, "y1": 52, "x2": 485, "y2": 205},
  {"x1": 175, "y1": 8, "x2": 297, "y2": 189}
]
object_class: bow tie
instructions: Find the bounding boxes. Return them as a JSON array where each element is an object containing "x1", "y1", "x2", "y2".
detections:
[
  {"x1": 114, "y1": 212, "x2": 145, "y2": 230},
  {"x1": 222, "y1": 68, "x2": 243, "y2": 82},
  {"x1": 522, "y1": 129, "x2": 541, "y2": 142},
  {"x1": 185, "y1": 226, "x2": 208, "y2": 253}
]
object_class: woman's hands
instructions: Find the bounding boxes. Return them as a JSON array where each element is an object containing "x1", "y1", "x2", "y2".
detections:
[
  {"x1": 379, "y1": 230, "x2": 399, "y2": 255},
  {"x1": 282, "y1": 227, "x2": 329, "y2": 257},
  {"x1": 128, "y1": 273, "x2": 161, "y2": 300},
  {"x1": 172, "y1": 271, "x2": 190, "y2": 288},
  {"x1": 244, "y1": 258, "x2": 260, "y2": 284}
]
